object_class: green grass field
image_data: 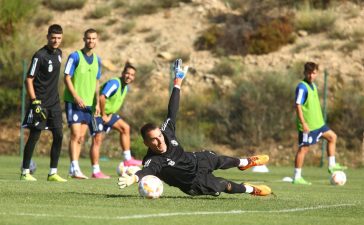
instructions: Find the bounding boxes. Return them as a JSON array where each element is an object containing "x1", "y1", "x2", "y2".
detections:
[{"x1": 0, "y1": 155, "x2": 363, "y2": 225}]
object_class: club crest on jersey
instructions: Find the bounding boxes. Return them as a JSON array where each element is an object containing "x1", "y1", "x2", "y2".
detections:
[
  {"x1": 171, "y1": 140, "x2": 178, "y2": 146},
  {"x1": 166, "y1": 158, "x2": 175, "y2": 166},
  {"x1": 48, "y1": 60, "x2": 53, "y2": 72}
]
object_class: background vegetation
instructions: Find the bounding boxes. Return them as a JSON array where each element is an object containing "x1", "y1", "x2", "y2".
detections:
[{"x1": 1, "y1": 0, "x2": 363, "y2": 167}]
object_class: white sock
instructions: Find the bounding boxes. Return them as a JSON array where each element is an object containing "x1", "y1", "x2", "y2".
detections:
[
  {"x1": 22, "y1": 169, "x2": 30, "y2": 175},
  {"x1": 71, "y1": 160, "x2": 80, "y2": 171},
  {"x1": 328, "y1": 156, "x2": 336, "y2": 167},
  {"x1": 294, "y1": 168, "x2": 302, "y2": 179},
  {"x1": 123, "y1": 150, "x2": 132, "y2": 161},
  {"x1": 244, "y1": 185, "x2": 254, "y2": 194},
  {"x1": 239, "y1": 159, "x2": 249, "y2": 167},
  {"x1": 49, "y1": 168, "x2": 57, "y2": 175},
  {"x1": 92, "y1": 164, "x2": 100, "y2": 174}
]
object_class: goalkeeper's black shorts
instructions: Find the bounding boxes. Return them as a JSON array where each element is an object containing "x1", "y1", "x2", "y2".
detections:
[
  {"x1": 184, "y1": 151, "x2": 240, "y2": 196},
  {"x1": 22, "y1": 106, "x2": 62, "y2": 130}
]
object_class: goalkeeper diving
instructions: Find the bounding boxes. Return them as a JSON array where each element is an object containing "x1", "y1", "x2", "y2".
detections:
[{"x1": 118, "y1": 59, "x2": 272, "y2": 196}]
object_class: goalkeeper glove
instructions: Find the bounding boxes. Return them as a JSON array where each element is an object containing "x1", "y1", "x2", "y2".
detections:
[
  {"x1": 118, "y1": 174, "x2": 138, "y2": 188},
  {"x1": 173, "y1": 58, "x2": 189, "y2": 80},
  {"x1": 31, "y1": 99, "x2": 46, "y2": 120}
]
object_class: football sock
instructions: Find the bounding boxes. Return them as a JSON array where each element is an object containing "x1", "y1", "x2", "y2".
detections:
[
  {"x1": 123, "y1": 150, "x2": 132, "y2": 161},
  {"x1": 92, "y1": 164, "x2": 100, "y2": 174},
  {"x1": 49, "y1": 168, "x2": 57, "y2": 175},
  {"x1": 71, "y1": 160, "x2": 80, "y2": 172},
  {"x1": 239, "y1": 159, "x2": 249, "y2": 167},
  {"x1": 328, "y1": 156, "x2": 336, "y2": 167},
  {"x1": 244, "y1": 185, "x2": 254, "y2": 194},
  {"x1": 22, "y1": 169, "x2": 30, "y2": 175},
  {"x1": 294, "y1": 168, "x2": 302, "y2": 179}
]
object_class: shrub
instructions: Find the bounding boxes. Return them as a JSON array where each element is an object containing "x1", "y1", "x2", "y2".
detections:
[
  {"x1": 145, "y1": 33, "x2": 160, "y2": 43},
  {"x1": 338, "y1": 42, "x2": 360, "y2": 54},
  {"x1": 112, "y1": 0, "x2": 125, "y2": 8},
  {"x1": 247, "y1": 16, "x2": 295, "y2": 54},
  {"x1": 195, "y1": 15, "x2": 295, "y2": 55},
  {"x1": 134, "y1": 63, "x2": 155, "y2": 87},
  {"x1": 329, "y1": 84, "x2": 364, "y2": 151},
  {"x1": 294, "y1": 6, "x2": 336, "y2": 33},
  {"x1": 117, "y1": 21, "x2": 136, "y2": 34},
  {"x1": 44, "y1": 0, "x2": 86, "y2": 11},
  {"x1": 0, "y1": 88, "x2": 21, "y2": 117},
  {"x1": 0, "y1": 0, "x2": 37, "y2": 37},
  {"x1": 87, "y1": 5, "x2": 111, "y2": 19},
  {"x1": 127, "y1": 0, "x2": 192, "y2": 16},
  {"x1": 290, "y1": 42, "x2": 310, "y2": 53},
  {"x1": 194, "y1": 25, "x2": 223, "y2": 51},
  {"x1": 93, "y1": 26, "x2": 111, "y2": 41},
  {"x1": 209, "y1": 57, "x2": 242, "y2": 77},
  {"x1": 171, "y1": 50, "x2": 190, "y2": 63},
  {"x1": 207, "y1": 69, "x2": 299, "y2": 147},
  {"x1": 61, "y1": 28, "x2": 80, "y2": 48},
  {"x1": 33, "y1": 12, "x2": 53, "y2": 26}
]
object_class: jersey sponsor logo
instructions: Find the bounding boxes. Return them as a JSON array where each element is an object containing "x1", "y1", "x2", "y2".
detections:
[
  {"x1": 171, "y1": 140, "x2": 178, "y2": 146},
  {"x1": 30, "y1": 58, "x2": 39, "y2": 76},
  {"x1": 166, "y1": 158, "x2": 175, "y2": 166},
  {"x1": 144, "y1": 159, "x2": 152, "y2": 167},
  {"x1": 161, "y1": 118, "x2": 170, "y2": 131},
  {"x1": 48, "y1": 60, "x2": 53, "y2": 72}
]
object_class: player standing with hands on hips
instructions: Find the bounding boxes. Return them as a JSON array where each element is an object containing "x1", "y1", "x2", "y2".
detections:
[
  {"x1": 292, "y1": 62, "x2": 347, "y2": 185},
  {"x1": 20, "y1": 24, "x2": 67, "y2": 182},
  {"x1": 117, "y1": 59, "x2": 272, "y2": 197}
]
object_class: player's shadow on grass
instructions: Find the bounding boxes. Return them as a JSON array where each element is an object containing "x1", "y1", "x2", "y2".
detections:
[{"x1": 106, "y1": 194, "x2": 238, "y2": 200}]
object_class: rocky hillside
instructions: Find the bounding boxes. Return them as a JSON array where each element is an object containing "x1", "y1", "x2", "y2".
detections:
[
  {"x1": 51, "y1": 0, "x2": 364, "y2": 87},
  {"x1": 2, "y1": 0, "x2": 363, "y2": 165}
]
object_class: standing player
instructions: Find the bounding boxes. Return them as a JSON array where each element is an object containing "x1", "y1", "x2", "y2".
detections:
[
  {"x1": 293, "y1": 62, "x2": 347, "y2": 185},
  {"x1": 118, "y1": 59, "x2": 272, "y2": 196},
  {"x1": 90, "y1": 63, "x2": 141, "y2": 179},
  {"x1": 64, "y1": 28, "x2": 102, "y2": 179},
  {"x1": 20, "y1": 24, "x2": 66, "y2": 182}
]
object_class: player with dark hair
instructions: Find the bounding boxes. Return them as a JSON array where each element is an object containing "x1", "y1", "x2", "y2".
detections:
[
  {"x1": 292, "y1": 61, "x2": 347, "y2": 185},
  {"x1": 21, "y1": 24, "x2": 66, "y2": 182},
  {"x1": 118, "y1": 59, "x2": 272, "y2": 196},
  {"x1": 90, "y1": 63, "x2": 142, "y2": 179},
  {"x1": 64, "y1": 28, "x2": 102, "y2": 179}
]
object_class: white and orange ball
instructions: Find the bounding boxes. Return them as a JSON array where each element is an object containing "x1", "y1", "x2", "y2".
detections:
[
  {"x1": 330, "y1": 171, "x2": 347, "y2": 186},
  {"x1": 138, "y1": 175, "x2": 163, "y2": 199}
]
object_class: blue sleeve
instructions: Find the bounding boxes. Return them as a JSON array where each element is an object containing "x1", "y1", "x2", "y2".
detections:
[
  {"x1": 295, "y1": 83, "x2": 308, "y2": 105},
  {"x1": 101, "y1": 79, "x2": 120, "y2": 98},
  {"x1": 64, "y1": 52, "x2": 79, "y2": 77},
  {"x1": 96, "y1": 56, "x2": 102, "y2": 80}
]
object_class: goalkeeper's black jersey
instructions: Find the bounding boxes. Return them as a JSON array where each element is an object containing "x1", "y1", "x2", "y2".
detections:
[
  {"x1": 27, "y1": 45, "x2": 62, "y2": 108},
  {"x1": 136, "y1": 87, "x2": 198, "y2": 193}
]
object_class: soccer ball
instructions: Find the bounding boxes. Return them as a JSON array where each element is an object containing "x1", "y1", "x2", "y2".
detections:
[
  {"x1": 116, "y1": 161, "x2": 140, "y2": 176},
  {"x1": 330, "y1": 171, "x2": 347, "y2": 186},
  {"x1": 138, "y1": 175, "x2": 163, "y2": 199}
]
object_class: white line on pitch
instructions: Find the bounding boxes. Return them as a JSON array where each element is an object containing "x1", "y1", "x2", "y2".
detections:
[{"x1": 0, "y1": 203, "x2": 356, "y2": 220}]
